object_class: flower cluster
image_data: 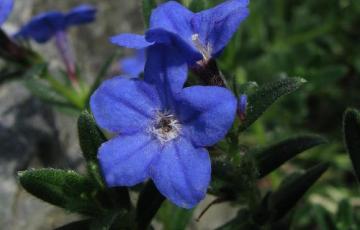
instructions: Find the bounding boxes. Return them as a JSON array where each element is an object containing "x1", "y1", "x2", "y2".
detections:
[{"x1": 91, "y1": 0, "x2": 249, "y2": 208}]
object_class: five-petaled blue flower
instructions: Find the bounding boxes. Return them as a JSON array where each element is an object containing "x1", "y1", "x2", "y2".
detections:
[
  {"x1": 111, "y1": 0, "x2": 249, "y2": 66},
  {"x1": 15, "y1": 4, "x2": 96, "y2": 43},
  {"x1": 90, "y1": 46, "x2": 237, "y2": 208},
  {"x1": 0, "y1": 0, "x2": 14, "y2": 26},
  {"x1": 119, "y1": 49, "x2": 146, "y2": 78}
]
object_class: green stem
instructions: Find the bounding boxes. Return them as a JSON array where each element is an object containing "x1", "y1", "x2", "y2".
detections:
[{"x1": 45, "y1": 75, "x2": 84, "y2": 109}]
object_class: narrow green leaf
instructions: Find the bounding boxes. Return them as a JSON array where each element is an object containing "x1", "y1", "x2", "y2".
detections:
[
  {"x1": 0, "y1": 69, "x2": 24, "y2": 84},
  {"x1": 336, "y1": 199, "x2": 356, "y2": 230},
  {"x1": 343, "y1": 108, "x2": 360, "y2": 182},
  {"x1": 78, "y1": 110, "x2": 108, "y2": 187},
  {"x1": 268, "y1": 163, "x2": 328, "y2": 222},
  {"x1": 136, "y1": 181, "x2": 165, "y2": 230},
  {"x1": 18, "y1": 169, "x2": 101, "y2": 216},
  {"x1": 55, "y1": 212, "x2": 124, "y2": 230},
  {"x1": 90, "y1": 212, "x2": 121, "y2": 230},
  {"x1": 239, "y1": 77, "x2": 306, "y2": 131},
  {"x1": 24, "y1": 78, "x2": 73, "y2": 107},
  {"x1": 78, "y1": 110, "x2": 106, "y2": 161},
  {"x1": 142, "y1": 0, "x2": 157, "y2": 28},
  {"x1": 55, "y1": 219, "x2": 90, "y2": 230},
  {"x1": 157, "y1": 201, "x2": 193, "y2": 230},
  {"x1": 253, "y1": 134, "x2": 327, "y2": 177},
  {"x1": 0, "y1": 29, "x2": 37, "y2": 65},
  {"x1": 96, "y1": 187, "x2": 131, "y2": 212},
  {"x1": 312, "y1": 205, "x2": 337, "y2": 230}
]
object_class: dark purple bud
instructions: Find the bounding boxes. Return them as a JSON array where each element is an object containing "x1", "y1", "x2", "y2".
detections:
[{"x1": 237, "y1": 94, "x2": 247, "y2": 121}]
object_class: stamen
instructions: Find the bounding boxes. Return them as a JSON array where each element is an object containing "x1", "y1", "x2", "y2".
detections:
[
  {"x1": 191, "y1": 33, "x2": 212, "y2": 61},
  {"x1": 149, "y1": 111, "x2": 181, "y2": 143}
]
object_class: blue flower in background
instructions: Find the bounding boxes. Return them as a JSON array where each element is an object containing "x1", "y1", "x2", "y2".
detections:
[
  {"x1": 119, "y1": 49, "x2": 146, "y2": 78},
  {"x1": 14, "y1": 4, "x2": 96, "y2": 86},
  {"x1": 15, "y1": 4, "x2": 96, "y2": 43},
  {"x1": 90, "y1": 46, "x2": 237, "y2": 208},
  {"x1": 0, "y1": 0, "x2": 14, "y2": 26},
  {"x1": 111, "y1": 0, "x2": 249, "y2": 66}
]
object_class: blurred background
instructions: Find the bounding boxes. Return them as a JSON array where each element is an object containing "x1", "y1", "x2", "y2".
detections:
[{"x1": 0, "y1": 0, "x2": 359, "y2": 229}]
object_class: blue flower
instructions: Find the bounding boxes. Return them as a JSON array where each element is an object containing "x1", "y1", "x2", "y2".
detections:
[
  {"x1": 0, "y1": 0, "x2": 14, "y2": 26},
  {"x1": 110, "y1": 0, "x2": 249, "y2": 66},
  {"x1": 119, "y1": 49, "x2": 146, "y2": 78},
  {"x1": 15, "y1": 4, "x2": 96, "y2": 43},
  {"x1": 90, "y1": 47, "x2": 237, "y2": 208}
]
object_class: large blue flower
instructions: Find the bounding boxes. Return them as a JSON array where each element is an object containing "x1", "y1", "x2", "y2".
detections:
[
  {"x1": 90, "y1": 46, "x2": 237, "y2": 208},
  {"x1": 111, "y1": 0, "x2": 249, "y2": 66},
  {"x1": 15, "y1": 4, "x2": 96, "y2": 43},
  {"x1": 0, "y1": 0, "x2": 14, "y2": 26}
]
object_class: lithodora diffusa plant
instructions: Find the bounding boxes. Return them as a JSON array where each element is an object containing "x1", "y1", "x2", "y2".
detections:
[{"x1": 12, "y1": 0, "x2": 334, "y2": 229}]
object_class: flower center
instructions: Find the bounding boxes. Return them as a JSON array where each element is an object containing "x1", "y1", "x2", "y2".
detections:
[
  {"x1": 149, "y1": 111, "x2": 181, "y2": 143},
  {"x1": 191, "y1": 33, "x2": 212, "y2": 62}
]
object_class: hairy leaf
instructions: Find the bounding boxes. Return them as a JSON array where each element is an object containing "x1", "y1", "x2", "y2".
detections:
[
  {"x1": 253, "y1": 134, "x2": 327, "y2": 177},
  {"x1": 239, "y1": 77, "x2": 306, "y2": 131},
  {"x1": 18, "y1": 169, "x2": 100, "y2": 216},
  {"x1": 343, "y1": 108, "x2": 360, "y2": 182}
]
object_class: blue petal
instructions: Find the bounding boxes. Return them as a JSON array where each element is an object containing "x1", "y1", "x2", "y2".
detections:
[
  {"x1": 119, "y1": 49, "x2": 146, "y2": 77},
  {"x1": 150, "y1": 137, "x2": 210, "y2": 208},
  {"x1": 149, "y1": 1, "x2": 193, "y2": 40},
  {"x1": 191, "y1": 0, "x2": 249, "y2": 56},
  {"x1": 0, "y1": 0, "x2": 14, "y2": 26},
  {"x1": 15, "y1": 11, "x2": 65, "y2": 43},
  {"x1": 144, "y1": 44, "x2": 188, "y2": 109},
  {"x1": 147, "y1": 1, "x2": 201, "y2": 64},
  {"x1": 145, "y1": 28, "x2": 201, "y2": 64},
  {"x1": 110, "y1": 33, "x2": 153, "y2": 49},
  {"x1": 99, "y1": 133, "x2": 160, "y2": 186},
  {"x1": 65, "y1": 4, "x2": 96, "y2": 27},
  {"x1": 176, "y1": 86, "x2": 237, "y2": 147},
  {"x1": 90, "y1": 77, "x2": 162, "y2": 134}
]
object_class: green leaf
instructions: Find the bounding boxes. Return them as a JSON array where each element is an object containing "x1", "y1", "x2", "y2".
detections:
[
  {"x1": 18, "y1": 169, "x2": 101, "y2": 216},
  {"x1": 55, "y1": 212, "x2": 125, "y2": 230},
  {"x1": 142, "y1": 0, "x2": 157, "y2": 28},
  {"x1": 24, "y1": 78, "x2": 73, "y2": 106},
  {"x1": 78, "y1": 110, "x2": 108, "y2": 187},
  {"x1": 55, "y1": 219, "x2": 90, "y2": 230},
  {"x1": 96, "y1": 187, "x2": 131, "y2": 212},
  {"x1": 0, "y1": 69, "x2": 24, "y2": 84},
  {"x1": 343, "y1": 108, "x2": 360, "y2": 182},
  {"x1": 336, "y1": 199, "x2": 356, "y2": 230},
  {"x1": 156, "y1": 201, "x2": 193, "y2": 230},
  {"x1": 136, "y1": 181, "x2": 165, "y2": 230},
  {"x1": 22, "y1": 64, "x2": 77, "y2": 109},
  {"x1": 239, "y1": 77, "x2": 306, "y2": 131},
  {"x1": 78, "y1": 110, "x2": 106, "y2": 162},
  {"x1": 253, "y1": 134, "x2": 327, "y2": 178},
  {"x1": 90, "y1": 212, "x2": 121, "y2": 230},
  {"x1": 268, "y1": 163, "x2": 328, "y2": 222}
]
